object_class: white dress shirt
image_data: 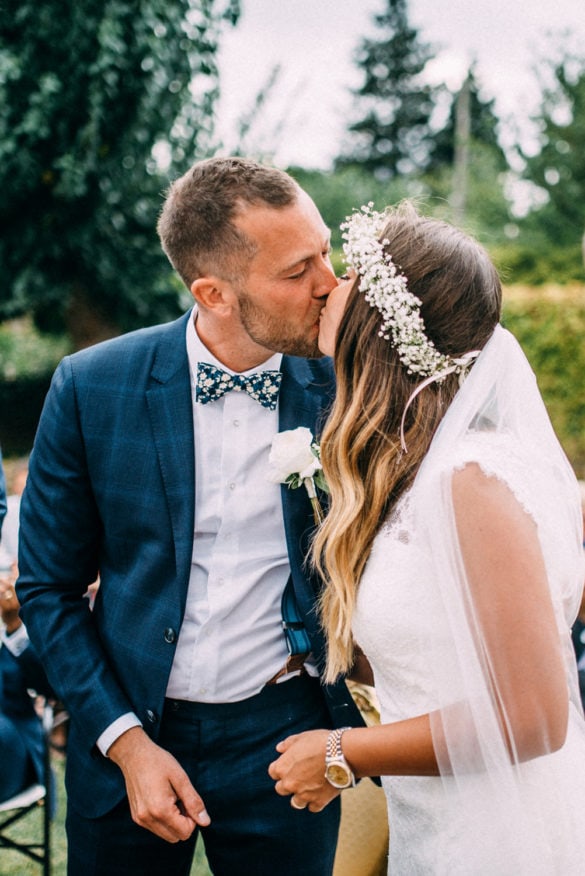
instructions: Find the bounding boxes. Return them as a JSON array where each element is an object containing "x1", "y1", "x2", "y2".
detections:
[
  {"x1": 1, "y1": 620, "x2": 29, "y2": 655},
  {"x1": 166, "y1": 314, "x2": 292, "y2": 701},
  {"x1": 0, "y1": 494, "x2": 21, "y2": 563}
]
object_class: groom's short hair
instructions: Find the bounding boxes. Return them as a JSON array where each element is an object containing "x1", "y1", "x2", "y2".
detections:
[{"x1": 157, "y1": 156, "x2": 299, "y2": 288}]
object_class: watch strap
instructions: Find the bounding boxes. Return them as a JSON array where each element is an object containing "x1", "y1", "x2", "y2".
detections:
[
  {"x1": 326, "y1": 726, "x2": 351, "y2": 761},
  {"x1": 325, "y1": 726, "x2": 356, "y2": 788}
]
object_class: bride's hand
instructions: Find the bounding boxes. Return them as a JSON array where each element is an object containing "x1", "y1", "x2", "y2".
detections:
[{"x1": 268, "y1": 729, "x2": 341, "y2": 812}]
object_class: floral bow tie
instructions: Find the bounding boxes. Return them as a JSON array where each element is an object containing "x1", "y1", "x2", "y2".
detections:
[{"x1": 196, "y1": 361, "x2": 283, "y2": 410}]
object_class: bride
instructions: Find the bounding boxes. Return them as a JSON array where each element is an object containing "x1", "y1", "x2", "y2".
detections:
[{"x1": 269, "y1": 202, "x2": 585, "y2": 874}]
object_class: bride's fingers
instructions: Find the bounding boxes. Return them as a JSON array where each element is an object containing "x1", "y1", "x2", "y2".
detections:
[{"x1": 275, "y1": 734, "x2": 299, "y2": 753}]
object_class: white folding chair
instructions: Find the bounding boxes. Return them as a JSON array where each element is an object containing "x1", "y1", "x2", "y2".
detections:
[{"x1": 0, "y1": 700, "x2": 53, "y2": 875}]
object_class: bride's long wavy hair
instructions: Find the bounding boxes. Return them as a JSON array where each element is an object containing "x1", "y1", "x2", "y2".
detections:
[{"x1": 316, "y1": 202, "x2": 502, "y2": 681}]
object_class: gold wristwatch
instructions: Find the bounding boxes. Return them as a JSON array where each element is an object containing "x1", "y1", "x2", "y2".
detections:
[{"x1": 324, "y1": 727, "x2": 356, "y2": 789}]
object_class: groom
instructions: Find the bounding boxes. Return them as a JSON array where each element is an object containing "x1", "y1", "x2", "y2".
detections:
[{"x1": 17, "y1": 157, "x2": 363, "y2": 875}]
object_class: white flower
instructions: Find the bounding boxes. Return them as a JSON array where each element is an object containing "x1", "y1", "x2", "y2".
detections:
[
  {"x1": 342, "y1": 204, "x2": 471, "y2": 379},
  {"x1": 267, "y1": 427, "x2": 323, "y2": 485},
  {"x1": 267, "y1": 428, "x2": 327, "y2": 525}
]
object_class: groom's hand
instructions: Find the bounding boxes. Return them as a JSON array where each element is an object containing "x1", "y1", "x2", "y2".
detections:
[{"x1": 107, "y1": 726, "x2": 210, "y2": 842}]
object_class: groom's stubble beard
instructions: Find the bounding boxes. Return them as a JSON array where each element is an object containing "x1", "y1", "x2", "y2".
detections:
[{"x1": 237, "y1": 289, "x2": 324, "y2": 359}]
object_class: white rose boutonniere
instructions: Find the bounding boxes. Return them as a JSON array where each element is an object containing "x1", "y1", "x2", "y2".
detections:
[{"x1": 268, "y1": 427, "x2": 328, "y2": 525}]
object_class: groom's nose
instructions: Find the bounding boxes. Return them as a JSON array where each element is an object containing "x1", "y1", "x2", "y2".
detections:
[{"x1": 314, "y1": 260, "x2": 337, "y2": 300}]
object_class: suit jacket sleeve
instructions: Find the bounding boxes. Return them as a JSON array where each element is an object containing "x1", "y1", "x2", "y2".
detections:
[{"x1": 16, "y1": 355, "x2": 137, "y2": 745}]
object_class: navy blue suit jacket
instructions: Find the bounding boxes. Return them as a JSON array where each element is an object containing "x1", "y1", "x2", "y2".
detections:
[{"x1": 17, "y1": 311, "x2": 362, "y2": 818}]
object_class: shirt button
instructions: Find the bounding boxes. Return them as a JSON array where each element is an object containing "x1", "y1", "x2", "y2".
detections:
[
  {"x1": 229, "y1": 482, "x2": 236, "y2": 490},
  {"x1": 198, "y1": 688, "x2": 207, "y2": 696},
  {"x1": 233, "y1": 419, "x2": 240, "y2": 427},
  {"x1": 163, "y1": 627, "x2": 176, "y2": 644}
]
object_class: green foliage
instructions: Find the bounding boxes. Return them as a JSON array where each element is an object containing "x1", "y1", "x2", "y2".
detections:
[
  {"x1": 519, "y1": 49, "x2": 585, "y2": 250},
  {"x1": 290, "y1": 161, "x2": 511, "y2": 260},
  {"x1": 492, "y1": 241, "x2": 584, "y2": 286},
  {"x1": 289, "y1": 165, "x2": 415, "y2": 252},
  {"x1": 0, "y1": 319, "x2": 70, "y2": 379},
  {"x1": 503, "y1": 288, "x2": 585, "y2": 478},
  {"x1": 0, "y1": 319, "x2": 70, "y2": 455},
  {"x1": 419, "y1": 142, "x2": 512, "y2": 246},
  {"x1": 338, "y1": 0, "x2": 436, "y2": 177},
  {"x1": 427, "y1": 68, "x2": 507, "y2": 174},
  {"x1": 0, "y1": 0, "x2": 240, "y2": 342}
]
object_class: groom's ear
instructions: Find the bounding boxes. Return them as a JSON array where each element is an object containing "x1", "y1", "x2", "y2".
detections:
[{"x1": 190, "y1": 276, "x2": 234, "y2": 314}]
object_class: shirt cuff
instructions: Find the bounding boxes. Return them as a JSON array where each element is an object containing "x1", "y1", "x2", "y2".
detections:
[
  {"x1": 97, "y1": 713, "x2": 143, "y2": 757},
  {"x1": 1, "y1": 622, "x2": 29, "y2": 656}
]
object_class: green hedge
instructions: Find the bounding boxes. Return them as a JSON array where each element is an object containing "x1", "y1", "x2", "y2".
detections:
[
  {"x1": 502, "y1": 285, "x2": 585, "y2": 479},
  {"x1": 491, "y1": 241, "x2": 585, "y2": 287},
  {"x1": 0, "y1": 318, "x2": 67, "y2": 456},
  {"x1": 0, "y1": 372, "x2": 52, "y2": 456}
]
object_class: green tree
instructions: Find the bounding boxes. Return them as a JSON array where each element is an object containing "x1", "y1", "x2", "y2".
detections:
[
  {"x1": 0, "y1": 0, "x2": 240, "y2": 348},
  {"x1": 427, "y1": 68, "x2": 507, "y2": 173},
  {"x1": 518, "y1": 49, "x2": 585, "y2": 273},
  {"x1": 289, "y1": 165, "x2": 414, "y2": 259},
  {"x1": 420, "y1": 69, "x2": 512, "y2": 243},
  {"x1": 421, "y1": 143, "x2": 512, "y2": 244},
  {"x1": 337, "y1": 0, "x2": 436, "y2": 179}
]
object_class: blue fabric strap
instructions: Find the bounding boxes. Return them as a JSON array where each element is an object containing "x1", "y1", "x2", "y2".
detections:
[{"x1": 281, "y1": 576, "x2": 311, "y2": 656}]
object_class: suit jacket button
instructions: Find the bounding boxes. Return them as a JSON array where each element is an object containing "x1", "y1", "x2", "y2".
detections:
[
  {"x1": 164, "y1": 627, "x2": 176, "y2": 644},
  {"x1": 145, "y1": 709, "x2": 158, "y2": 724}
]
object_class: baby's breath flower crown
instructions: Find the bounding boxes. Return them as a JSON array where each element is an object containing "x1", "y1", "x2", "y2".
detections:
[{"x1": 341, "y1": 204, "x2": 474, "y2": 379}]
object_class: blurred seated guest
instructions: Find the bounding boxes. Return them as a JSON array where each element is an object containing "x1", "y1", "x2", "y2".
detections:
[
  {"x1": 84, "y1": 576, "x2": 100, "y2": 611},
  {"x1": 0, "y1": 448, "x2": 6, "y2": 537},
  {"x1": 571, "y1": 481, "x2": 585, "y2": 708},
  {"x1": 0, "y1": 458, "x2": 28, "y2": 566},
  {"x1": 0, "y1": 572, "x2": 52, "y2": 804}
]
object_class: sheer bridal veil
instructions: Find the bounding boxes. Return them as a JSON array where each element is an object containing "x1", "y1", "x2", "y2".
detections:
[{"x1": 413, "y1": 325, "x2": 585, "y2": 873}]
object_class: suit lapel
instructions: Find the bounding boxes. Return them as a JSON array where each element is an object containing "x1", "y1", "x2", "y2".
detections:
[
  {"x1": 146, "y1": 312, "x2": 195, "y2": 587},
  {"x1": 278, "y1": 355, "x2": 334, "y2": 433},
  {"x1": 278, "y1": 356, "x2": 334, "y2": 645}
]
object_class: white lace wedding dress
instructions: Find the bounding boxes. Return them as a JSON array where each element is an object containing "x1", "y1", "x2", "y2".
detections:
[{"x1": 352, "y1": 328, "x2": 585, "y2": 875}]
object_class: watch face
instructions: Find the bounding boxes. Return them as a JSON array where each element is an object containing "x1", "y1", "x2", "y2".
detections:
[{"x1": 326, "y1": 762, "x2": 351, "y2": 788}]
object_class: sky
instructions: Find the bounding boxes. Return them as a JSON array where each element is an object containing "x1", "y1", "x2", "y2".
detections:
[{"x1": 214, "y1": 0, "x2": 585, "y2": 169}]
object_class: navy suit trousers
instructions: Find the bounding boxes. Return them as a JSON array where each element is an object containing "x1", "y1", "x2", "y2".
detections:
[{"x1": 66, "y1": 675, "x2": 340, "y2": 876}]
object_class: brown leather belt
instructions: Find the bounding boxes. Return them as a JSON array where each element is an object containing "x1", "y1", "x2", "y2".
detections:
[{"x1": 265, "y1": 652, "x2": 310, "y2": 686}]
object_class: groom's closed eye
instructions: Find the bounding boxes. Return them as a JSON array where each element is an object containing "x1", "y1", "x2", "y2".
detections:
[{"x1": 287, "y1": 266, "x2": 307, "y2": 279}]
